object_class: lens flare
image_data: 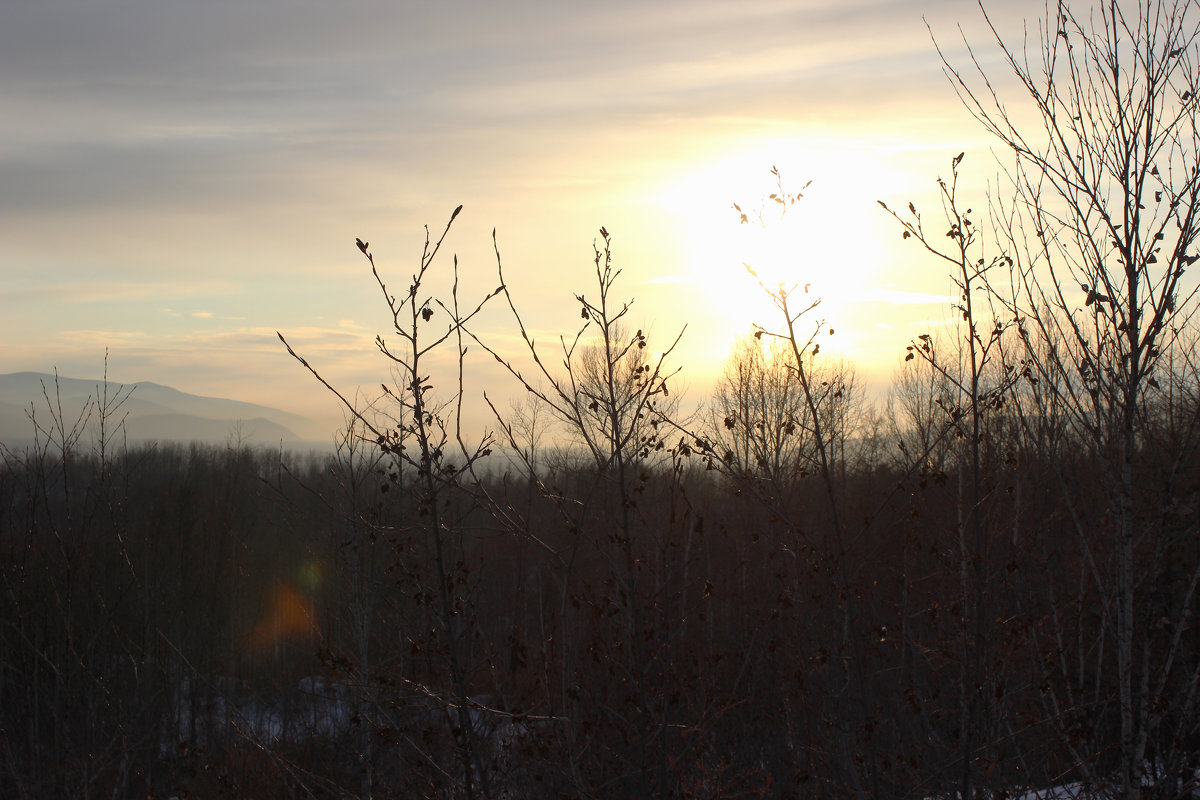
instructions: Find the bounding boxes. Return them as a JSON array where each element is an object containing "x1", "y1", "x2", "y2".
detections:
[{"x1": 246, "y1": 583, "x2": 316, "y2": 653}]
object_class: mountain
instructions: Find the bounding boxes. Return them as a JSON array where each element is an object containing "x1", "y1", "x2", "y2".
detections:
[{"x1": 0, "y1": 372, "x2": 330, "y2": 449}]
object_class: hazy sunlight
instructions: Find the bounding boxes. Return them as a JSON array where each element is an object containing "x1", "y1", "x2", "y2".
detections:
[{"x1": 659, "y1": 140, "x2": 897, "y2": 364}]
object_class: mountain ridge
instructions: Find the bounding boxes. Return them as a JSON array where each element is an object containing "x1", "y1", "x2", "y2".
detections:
[{"x1": 0, "y1": 372, "x2": 331, "y2": 448}]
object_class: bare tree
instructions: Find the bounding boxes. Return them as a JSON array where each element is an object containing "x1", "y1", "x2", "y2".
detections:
[
  {"x1": 279, "y1": 208, "x2": 505, "y2": 799},
  {"x1": 708, "y1": 334, "x2": 862, "y2": 497},
  {"x1": 475, "y1": 229, "x2": 682, "y2": 476},
  {"x1": 469, "y1": 227, "x2": 694, "y2": 795},
  {"x1": 707, "y1": 334, "x2": 806, "y2": 489},
  {"x1": 938, "y1": 2, "x2": 1200, "y2": 796},
  {"x1": 883, "y1": 154, "x2": 1022, "y2": 798}
]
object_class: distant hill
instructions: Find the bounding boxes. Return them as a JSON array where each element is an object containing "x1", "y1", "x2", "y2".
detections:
[{"x1": 0, "y1": 372, "x2": 330, "y2": 449}]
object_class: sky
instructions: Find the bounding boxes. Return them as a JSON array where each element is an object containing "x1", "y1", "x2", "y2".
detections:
[{"x1": 1, "y1": 0, "x2": 1053, "y2": 440}]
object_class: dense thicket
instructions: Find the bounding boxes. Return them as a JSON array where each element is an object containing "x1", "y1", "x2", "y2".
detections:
[{"x1": 1, "y1": 330, "x2": 1197, "y2": 799}]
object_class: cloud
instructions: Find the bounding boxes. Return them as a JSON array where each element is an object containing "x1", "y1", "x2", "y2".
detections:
[
  {"x1": 53, "y1": 329, "x2": 157, "y2": 348},
  {"x1": 850, "y1": 288, "x2": 960, "y2": 306},
  {"x1": 191, "y1": 311, "x2": 213, "y2": 318},
  {"x1": 440, "y1": 2, "x2": 940, "y2": 121},
  {"x1": 3, "y1": 280, "x2": 226, "y2": 306}
]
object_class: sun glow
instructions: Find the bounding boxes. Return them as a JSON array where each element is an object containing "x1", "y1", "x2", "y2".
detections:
[{"x1": 658, "y1": 141, "x2": 900, "y2": 366}]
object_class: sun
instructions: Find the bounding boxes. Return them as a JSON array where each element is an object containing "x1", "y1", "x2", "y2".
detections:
[{"x1": 657, "y1": 141, "x2": 897, "y2": 363}]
